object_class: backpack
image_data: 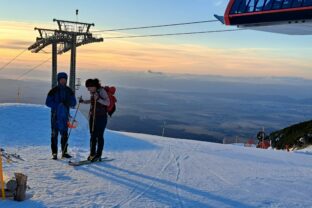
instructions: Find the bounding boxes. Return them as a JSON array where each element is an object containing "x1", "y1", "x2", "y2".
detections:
[{"x1": 103, "y1": 86, "x2": 117, "y2": 117}]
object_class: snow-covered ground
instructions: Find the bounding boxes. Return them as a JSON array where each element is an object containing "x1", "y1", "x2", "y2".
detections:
[
  {"x1": 295, "y1": 145, "x2": 312, "y2": 155},
  {"x1": 0, "y1": 103, "x2": 312, "y2": 208}
]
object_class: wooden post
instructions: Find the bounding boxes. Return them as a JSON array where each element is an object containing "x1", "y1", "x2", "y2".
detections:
[
  {"x1": 14, "y1": 173, "x2": 27, "y2": 201},
  {"x1": 0, "y1": 151, "x2": 5, "y2": 200}
]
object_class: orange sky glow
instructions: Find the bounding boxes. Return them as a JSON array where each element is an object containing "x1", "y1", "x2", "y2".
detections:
[{"x1": 0, "y1": 20, "x2": 311, "y2": 79}]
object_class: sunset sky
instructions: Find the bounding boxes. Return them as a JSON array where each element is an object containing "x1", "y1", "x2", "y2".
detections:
[{"x1": 0, "y1": 0, "x2": 311, "y2": 80}]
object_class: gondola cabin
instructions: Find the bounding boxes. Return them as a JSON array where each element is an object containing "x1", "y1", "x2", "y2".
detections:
[{"x1": 215, "y1": 0, "x2": 312, "y2": 35}]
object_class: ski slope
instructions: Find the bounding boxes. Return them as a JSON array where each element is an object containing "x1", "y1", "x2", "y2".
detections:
[{"x1": 0, "y1": 103, "x2": 312, "y2": 208}]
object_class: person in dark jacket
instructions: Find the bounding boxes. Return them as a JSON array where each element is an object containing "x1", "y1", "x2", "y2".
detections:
[
  {"x1": 46, "y1": 72, "x2": 77, "y2": 160},
  {"x1": 79, "y1": 79, "x2": 110, "y2": 162}
]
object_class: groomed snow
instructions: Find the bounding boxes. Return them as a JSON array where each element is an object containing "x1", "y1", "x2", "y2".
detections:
[{"x1": 0, "y1": 103, "x2": 312, "y2": 208}]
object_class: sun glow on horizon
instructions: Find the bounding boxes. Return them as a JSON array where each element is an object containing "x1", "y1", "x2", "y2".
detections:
[{"x1": 0, "y1": 20, "x2": 312, "y2": 80}]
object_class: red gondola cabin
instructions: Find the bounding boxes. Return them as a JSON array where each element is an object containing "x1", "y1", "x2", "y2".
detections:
[{"x1": 216, "y1": 0, "x2": 312, "y2": 35}]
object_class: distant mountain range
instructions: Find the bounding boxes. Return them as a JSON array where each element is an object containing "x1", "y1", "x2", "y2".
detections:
[{"x1": 1, "y1": 74, "x2": 312, "y2": 144}]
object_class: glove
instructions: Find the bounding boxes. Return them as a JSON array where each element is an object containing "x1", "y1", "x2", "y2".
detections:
[
  {"x1": 93, "y1": 93, "x2": 99, "y2": 101},
  {"x1": 79, "y1": 97, "x2": 84, "y2": 103}
]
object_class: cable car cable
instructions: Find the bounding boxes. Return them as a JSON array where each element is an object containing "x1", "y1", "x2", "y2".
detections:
[
  {"x1": 104, "y1": 28, "x2": 244, "y2": 39},
  {"x1": 16, "y1": 57, "x2": 51, "y2": 80},
  {"x1": 93, "y1": 20, "x2": 219, "y2": 32},
  {"x1": 0, "y1": 48, "x2": 28, "y2": 72}
]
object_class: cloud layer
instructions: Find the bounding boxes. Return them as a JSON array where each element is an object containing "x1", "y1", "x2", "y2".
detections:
[{"x1": 0, "y1": 20, "x2": 311, "y2": 79}]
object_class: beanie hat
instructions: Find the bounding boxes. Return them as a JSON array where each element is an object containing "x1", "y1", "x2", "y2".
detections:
[
  {"x1": 85, "y1": 79, "x2": 100, "y2": 88},
  {"x1": 57, "y1": 72, "x2": 68, "y2": 81}
]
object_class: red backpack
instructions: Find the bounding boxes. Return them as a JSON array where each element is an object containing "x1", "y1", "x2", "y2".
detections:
[{"x1": 103, "y1": 86, "x2": 117, "y2": 117}]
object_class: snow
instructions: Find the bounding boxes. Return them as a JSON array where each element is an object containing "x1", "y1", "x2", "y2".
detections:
[
  {"x1": 295, "y1": 145, "x2": 312, "y2": 155},
  {"x1": 0, "y1": 103, "x2": 312, "y2": 208}
]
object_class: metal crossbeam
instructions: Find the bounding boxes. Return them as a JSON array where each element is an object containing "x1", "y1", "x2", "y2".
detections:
[{"x1": 53, "y1": 19, "x2": 94, "y2": 33}]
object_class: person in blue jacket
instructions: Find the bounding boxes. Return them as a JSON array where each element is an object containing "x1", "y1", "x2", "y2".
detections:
[{"x1": 46, "y1": 72, "x2": 77, "y2": 160}]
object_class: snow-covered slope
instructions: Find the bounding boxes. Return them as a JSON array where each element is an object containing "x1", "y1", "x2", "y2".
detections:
[
  {"x1": 295, "y1": 145, "x2": 312, "y2": 155},
  {"x1": 0, "y1": 104, "x2": 312, "y2": 208}
]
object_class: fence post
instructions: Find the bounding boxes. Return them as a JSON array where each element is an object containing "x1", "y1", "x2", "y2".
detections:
[{"x1": 0, "y1": 151, "x2": 6, "y2": 200}]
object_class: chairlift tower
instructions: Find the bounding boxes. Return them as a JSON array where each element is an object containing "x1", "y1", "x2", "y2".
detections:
[{"x1": 28, "y1": 17, "x2": 103, "y2": 92}]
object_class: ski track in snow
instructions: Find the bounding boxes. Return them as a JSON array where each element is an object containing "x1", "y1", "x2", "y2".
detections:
[
  {"x1": 109, "y1": 148, "x2": 164, "y2": 208},
  {"x1": 101, "y1": 152, "x2": 132, "y2": 207},
  {"x1": 112, "y1": 146, "x2": 176, "y2": 208},
  {"x1": 1, "y1": 104, "x2": 312, "y2": 208},
  {"x1": 171, "y1": 147, "x2": 184, "y2": 208}
]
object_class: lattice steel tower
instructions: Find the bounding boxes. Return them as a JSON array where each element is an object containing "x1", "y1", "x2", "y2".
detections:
[{"x1": 28, "y1": 18, "x2": 103, "y2": 92}]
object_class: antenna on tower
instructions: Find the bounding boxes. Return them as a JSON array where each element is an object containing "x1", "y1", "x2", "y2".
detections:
[{"x1": 76, "y1": 9, "x2": 79, "y2": 31}]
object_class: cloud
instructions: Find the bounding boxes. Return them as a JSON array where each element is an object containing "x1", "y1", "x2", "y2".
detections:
[
  {"x1": 77, "y1": 41, "x2": 312, "y2": 78},
  {"x1": 147, "y1": 70, "x2": 164, "y2": 75},
  {"x1": 0, "y1": 20, "x2": 311, "y2": 79},
  {"x1": 0, "y1": 39, "x2": 32, "y2": 50}
]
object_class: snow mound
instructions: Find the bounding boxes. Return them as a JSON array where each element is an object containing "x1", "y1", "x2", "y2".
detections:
[{"x1": 0, "y1": 103, "x2": 156, "y2": 152}]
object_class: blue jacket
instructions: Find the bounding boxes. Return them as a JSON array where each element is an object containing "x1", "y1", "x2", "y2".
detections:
[{"x1": 46, "y1": 85, "x2": 76, "y2": 132}]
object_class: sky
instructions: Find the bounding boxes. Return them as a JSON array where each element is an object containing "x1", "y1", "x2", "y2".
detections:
[{"x1": 0, "y1": 0, "x2": 311, "y2": 80}]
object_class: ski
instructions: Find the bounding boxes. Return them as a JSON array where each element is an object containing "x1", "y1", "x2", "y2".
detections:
[
  {"x1": 10, "y1": 153, "x2": 25, "y2": 161},
  {"x1": 0, "y1": 148, "x2": 25, "y2": 161},
  {"x1": 1, "y1": 154, "x2": 15, "y2": 163},
  {"x1": 0, "y1": 149, "x2": 16, "y2": 163},
  {"x1": 68, "y1": 157, "x2": 114, "y2": 166}
]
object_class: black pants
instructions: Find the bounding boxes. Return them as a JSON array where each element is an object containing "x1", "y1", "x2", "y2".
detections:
[
  {"x1": 51, "y1": 112, "x2": 69, "y2": 155},
  {"x1": 89, "y1": 115, "x2": 107, "y2": 158}
]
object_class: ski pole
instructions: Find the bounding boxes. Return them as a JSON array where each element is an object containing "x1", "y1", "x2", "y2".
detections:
[
  {"x1": 68, "y1": 96, "x2": 82, "y2": 139},
  {"x1": 64, "y1": 96, "x2": 82, "y2": 154},
  {"x1": 0, "y1": 150, "x2": 6, "y2": 200}
]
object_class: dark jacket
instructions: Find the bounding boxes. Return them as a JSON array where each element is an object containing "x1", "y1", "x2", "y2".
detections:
[
  {"x1": 46, "y1": 85, "x2": 76, "y2": 132},
  {"x1": 46, "y1": 86, "x2": 76, "y2": 111}
]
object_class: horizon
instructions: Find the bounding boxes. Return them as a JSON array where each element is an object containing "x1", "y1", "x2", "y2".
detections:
[{"x1": 2, "y1": 70, "x2": 312, "y2": 89}]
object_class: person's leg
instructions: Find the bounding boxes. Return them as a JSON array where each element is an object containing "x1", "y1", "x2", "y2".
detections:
[
  {"x1": 61, "y1": 131, "x2": 69, "y2": 157},
  {"x1": 96, "y1": 115, "x2": 108, "y2": 159},
  {"x1": 51, "y1": 112, "x2": 58, "y2": 157},
  {"x1": 51, "y1": 128, "x2": 58, "y2": 155},
  {"x1": 89, "y1": 116, "x2": 97, "y2": 158}
]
